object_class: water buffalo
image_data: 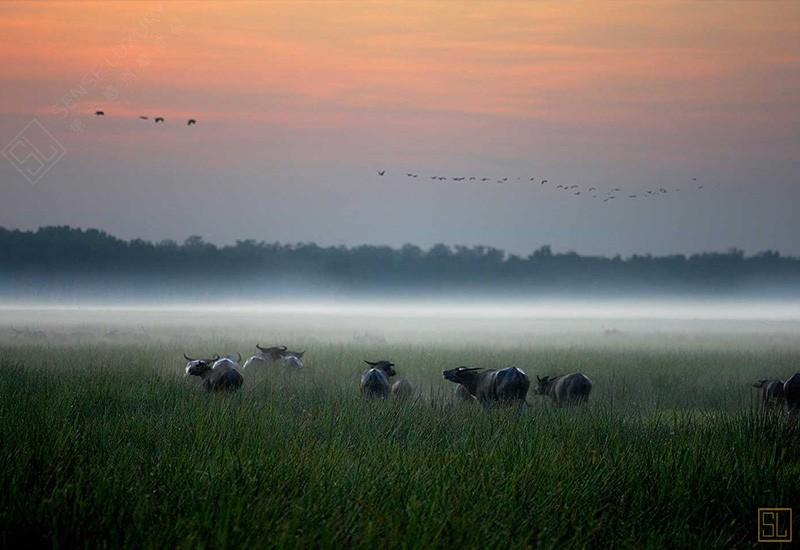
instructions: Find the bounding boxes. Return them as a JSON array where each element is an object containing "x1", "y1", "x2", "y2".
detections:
[
  {"x1": 454, "y1": 383, "x2": 476, "y2": 402},
  {"x1": 283, "y1": 350, "x2": 305, "y2": 369},
  {"x1": 784, "y1": 373, "x2": 800, "y2": 417},
  {"x1": 242, "y1": 355, "x2": 267, "y2": 369},
  {"x1": 752, "y1": 379, "x2": 785, "y2": 408},
  {"x1": 534, "y1": 373, "x2": 593, "y2": 406},
  {"x1": 244, "y1": 345, "x2": 305, "y2": 369},
  {"x1": 250, "y1": 344, "x2": 287, "y2": 363},
  {"x1": 184, "y1": 353, "x2": 243, "y2": 392},
  {"x1": 215, "y1": 352, "x2": 242, "y2": 370},
  {"x1": 442, "y1": 366, "x2": 530, "y2": 406},
  {"x1": 360, "y1": 360, "x2": 396, "y2": 399},
  {"x1": 391, "y1": 378, "x2": 413, "y2": 400}
]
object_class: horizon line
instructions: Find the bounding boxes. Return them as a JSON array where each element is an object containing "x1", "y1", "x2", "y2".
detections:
[{"x1": 1, "y1": 224, "x2": 796, "y2": 261}]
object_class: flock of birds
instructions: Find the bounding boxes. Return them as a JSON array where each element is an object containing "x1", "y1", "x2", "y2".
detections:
[
  {"x1": 94, "y1": 110, "x2": 196, "y2": 126},
  {"x1": 376, "y1": 169, "x2": 704, "y2": 202},
  {"x1": 92, "y1": 109, "x2": 705, "y2": 201}
]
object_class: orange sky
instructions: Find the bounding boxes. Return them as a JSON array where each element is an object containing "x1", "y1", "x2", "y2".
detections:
[
  {"x1": 1, "y1": 1, "x2": 799, "y2": 254},
  {"x1": 3, "y1": 2, "x2": 798, "y2": 138}
]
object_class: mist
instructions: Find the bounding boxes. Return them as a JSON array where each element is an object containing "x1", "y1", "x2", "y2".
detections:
[
  {"x1": 3, "y1": 298, "x2": 799, "y2": 352},
  {"x1": 3, "y1": 226, "x2": 800, "y2": 308}
]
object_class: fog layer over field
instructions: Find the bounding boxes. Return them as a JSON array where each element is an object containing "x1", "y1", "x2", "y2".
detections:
[{"x1": 2, "y1": 299, "x2": 799, "y2": 347}]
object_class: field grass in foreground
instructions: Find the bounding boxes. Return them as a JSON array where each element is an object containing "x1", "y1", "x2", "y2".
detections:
[{"x1": 1, "y1": 341, "x2": 799, "y2": 548}]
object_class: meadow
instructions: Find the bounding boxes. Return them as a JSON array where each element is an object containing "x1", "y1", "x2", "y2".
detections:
[{"x1": 1, "y1": 307, "x2": 799, "y2": 548}]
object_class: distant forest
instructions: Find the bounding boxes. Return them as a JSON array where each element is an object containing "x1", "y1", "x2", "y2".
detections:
[{"x1": 1, "y1": 226, "x2": 799, "y2": 301}]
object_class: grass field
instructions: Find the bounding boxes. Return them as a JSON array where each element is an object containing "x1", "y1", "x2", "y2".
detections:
[{"x1": 1, "y1": 307, "x2": 799, "y2": 548}]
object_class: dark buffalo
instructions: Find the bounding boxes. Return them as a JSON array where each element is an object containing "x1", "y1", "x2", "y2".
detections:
[
  {"x1": 454, "y1": 384, "x2": 475, "y2": 402},
  {"x1": 534, "y1": 373, "x2": 592, "y2": 406},
  {"x1": 184, "y1": 353, "x2": 244, "y2": 392},
  {"x1": 442, "y1": 366, "x2": 529, "y2": 406},
  {"x1": 784, "y1": 373, "x2": 800, "y2": 417},
  {"x1": 752, "y1": 379, "x2": 785, "y2": 408},
  {"x1": 361, "y1": 360, "x2": 396, "y2": 399}
]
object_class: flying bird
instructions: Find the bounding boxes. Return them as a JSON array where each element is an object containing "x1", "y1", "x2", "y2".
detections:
[
  {"x1": 541, "y1": 179, "x2": 548, "y2": 184},
  {"x1": 187, "y1": 119, "x2": 197, "y2": 126},
  {"x1": 94, "y1": 110, "x2": 104, "y2": 116},
  {"x1": 691, "y1": 177, "x2": 698, "y2": 181},
  {"x1": 154, "y1": 117, "x2": 165, "y2": 123},
  {"x1": 377, "y1": 170, "x2": 385, "y2": 176},
  {"x1": 139, "y1": 116, "x2": 148, "y2": 120}
]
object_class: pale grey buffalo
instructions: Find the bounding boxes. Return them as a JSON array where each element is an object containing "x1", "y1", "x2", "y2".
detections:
[
  {"x1": 360, "y1": 360, "x2": 396, "y2": 399},
  {"x1": 534, "y1": 373, "x2": 593, "y2": 406},
  {"x1": 391, "y1": 378, "x2": 413, "y2": 400},
  {"x1": 752, "y1": 379, "x2": 785, "y2": 408},
  {"x1": 282, "y1": 351, "x2": 305, "y2": 369},
  {"x1": 784, "y1": 373, "x2": 800, "y2": 417},
  {"x1": 184, "y1": 353, "x2": 244, "y2": 392},
  {"x1": 243, "y1": 344, "x2": 286, "y2": 369},
  {"x1": 442, "y1": 366, "x2": 529, "y2": 406},
  {"x1": 244, "y1": 345, "x2": 305, "y2": 369}
]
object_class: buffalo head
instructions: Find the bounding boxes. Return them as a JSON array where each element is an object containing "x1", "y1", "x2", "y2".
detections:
[
  {"x1": 184, "y1": 353, "x2": 220, "y2": 377},
  {"x1": 442, "y1": 366, "x2": 481, "y2": 385},
  {"x1": 364, "y1": 360, "x2": 396, "y2": 377}
]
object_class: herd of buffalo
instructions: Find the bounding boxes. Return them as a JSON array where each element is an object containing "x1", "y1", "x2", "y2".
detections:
[{"x1": 183, "y1": 345, "x2": 800, "y2": 413}]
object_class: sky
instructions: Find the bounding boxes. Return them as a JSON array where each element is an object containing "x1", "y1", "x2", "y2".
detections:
[{"x1": 0, "y1": 1, "x2": 799, "y2": 256}]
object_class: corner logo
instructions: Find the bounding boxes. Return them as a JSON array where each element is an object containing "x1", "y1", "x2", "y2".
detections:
[
  {"x1": 2, "y1": 119, "x2": 66, "y2": 185},
  {"x1": 758, "y1": 508, "x2": 792, "y2": 543}
]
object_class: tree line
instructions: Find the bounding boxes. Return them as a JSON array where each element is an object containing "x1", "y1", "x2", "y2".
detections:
[{"x1": 1, "y1": 225, "x2": 798, "y2": 300}]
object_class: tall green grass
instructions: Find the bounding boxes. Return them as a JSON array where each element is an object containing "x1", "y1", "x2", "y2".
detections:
[{"x1": 1, "y1": 341, "x2": 798, "y2": 548}]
